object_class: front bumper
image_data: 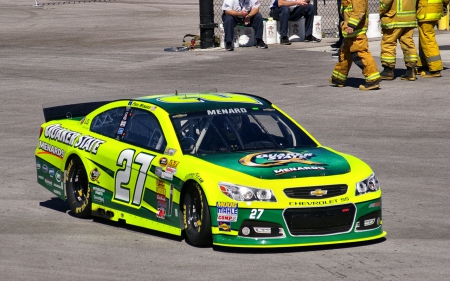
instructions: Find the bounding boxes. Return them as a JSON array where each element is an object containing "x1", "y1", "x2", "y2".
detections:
[{"x1": 210, "y1": 199, "x2": 386, "y2": 248}]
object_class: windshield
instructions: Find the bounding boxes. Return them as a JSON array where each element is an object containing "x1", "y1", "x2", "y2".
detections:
[{"x1": 171, "y1": 107, "x2": 317, "y2": 154}]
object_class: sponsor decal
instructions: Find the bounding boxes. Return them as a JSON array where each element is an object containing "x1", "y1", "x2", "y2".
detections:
[
  {"x1": 45, "y1": 178, "x2": 52, "y2": 186},
  {"x1": 38, "y1": 175, "x2": 44, "y2": 180},
  {"x1": 168, "y1": 160, "x2": 179, "y2": 168},
  {"x1": 165, "y1": 166, "x2": 177, "y2": 175},
  {"x1": 90, "y1": 168, "x2": 101, "y2": 183},
  {"x1": 156, "y1": 184, "x2": 166, "y2": 219},
  {"x1": 159, "y1": 157, "x2": 167, "y2": 166},
  {"x1": 364, "y1": 218, "x2": 376, "y2": 227},
  {"x1": 44, "y1": 124, "x2": 105, "y2": 154},
  {"x1": 42, "y1": 164, "x2": 48, "y2": 173},
  {"x1": 49, "y1": 168, "x2": 55, "y2": 177},
  {"x1": 216, "y1": 202, "x2": 238, "y2": 222},
  {"x1": 93, "y1": 186, "x2": 105, "y2": 204},
  {"x1": 218, "y1": 221, "x2": 231, "y2": 232},
  {"x1": 117, "y1": 128, "x2": 125, "y2": 135},
  {"x1": 53, "y1": 182, "x2": 63, "y2": 190},
  {"x1": 289, "y1": 197, "x2": 349, "y2": 206},
  {"x1": 55, "y1": 170, "x2": 62, "y2": 183},
  {"x1": 239, "y1": 151, "x2": 323, "y2": 167},
  {"x1": 369, "y1": 202, "x2": 381, "y2": 208},
  {"x1": 164, "y1": 148, "x2": 177, "y2": 156},
  {"x1": 53, "y1": 189, "x2": 62, "y2": 196},
  {"x1": 39, "y1": 141, "x2": 65, "y2": 159},
  {"x1": 274, "y1": 166, "x2": 326, "y2": 175},
  {"x1": 185, "y1": 173, "x2": 203, "y2": 183},
  {"x1": 207, "y1": 108, "x2": 247, "y2": 115},
  {"x1": 161, "y1": 171, "x2": 173, "y2": 181},
  {"x1": 120, "y1": 121, "x2": 126, "y2": 127},
  {"x1": 155, "y1": 167, "x2": 162, "y2": 177},
  {"x1": 36, "y1": 161, "x2": 41, "y2": 170},
  {"x1": 150, "y1": 105, "x2": 157, "y2": 111}
]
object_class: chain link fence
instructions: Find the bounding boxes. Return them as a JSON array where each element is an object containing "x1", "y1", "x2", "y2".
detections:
[{"x1": 213, "y1": 0, "x2": 380, "y2": 38}]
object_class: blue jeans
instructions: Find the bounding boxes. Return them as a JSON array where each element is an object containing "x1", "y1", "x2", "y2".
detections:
[
  {"x1": 277, "y1": 5, "x2": 314, "y2": 38},
  {"x1": 222, "y1": 13, "x2": 264, "y2": 44}
]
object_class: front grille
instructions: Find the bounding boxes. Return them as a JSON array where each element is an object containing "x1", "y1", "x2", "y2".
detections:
[
  {"x1": 284, "y1": 184, "x2": 348, "y2": 199},
  {"x1": 284, "y1": 204, "x2": 355, "y2": 235}
]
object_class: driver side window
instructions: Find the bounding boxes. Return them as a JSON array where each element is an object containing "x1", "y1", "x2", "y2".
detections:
[{"x1": 122, "y1": 109, "x2": 167, "y2": 152}]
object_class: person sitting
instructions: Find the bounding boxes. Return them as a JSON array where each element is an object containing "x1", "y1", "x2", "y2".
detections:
[
  {"x1": 222, "y1": 0, "x2": 268, "y2": 51},
  {"x1": 269, "y1": 0, "x2": 320, "y2": 45}
]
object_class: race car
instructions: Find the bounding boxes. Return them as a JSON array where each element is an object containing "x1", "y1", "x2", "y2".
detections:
[{"x1": 35, "y1": 92, "x2": 386, "y2": 248}]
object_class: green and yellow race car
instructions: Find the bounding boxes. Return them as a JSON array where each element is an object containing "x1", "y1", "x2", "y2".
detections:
[{"x1": 35, "y1": 92, "x2": 386, "y2": 248}]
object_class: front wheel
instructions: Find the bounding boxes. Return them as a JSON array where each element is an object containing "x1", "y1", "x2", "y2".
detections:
[
  {"x1": 66, "y1": 157, "x2": 91, "y2": 218},
  {"x1": 183, "y1": 182, "x2": 212, "y2": 246}
]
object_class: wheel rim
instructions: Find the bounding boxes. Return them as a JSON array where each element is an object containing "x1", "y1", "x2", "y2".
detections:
[
  {"x1": 186, "y1": 189, "x2": 202, "y2": 231},
  {"x1": 71, "y1": 166, "x2": 88, "y2": 203}
]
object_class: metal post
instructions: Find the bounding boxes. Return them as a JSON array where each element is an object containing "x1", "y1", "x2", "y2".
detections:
[{"x1": 199, "y1": 0, "x2": 218, "y2": 49}]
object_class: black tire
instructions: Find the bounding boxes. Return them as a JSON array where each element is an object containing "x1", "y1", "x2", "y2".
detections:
[
  {"x1": 66, "y1": 157, "x2": 91, "y2": 218},
  {"x1": 183, "y1": 182, "x2": 212, "y2": 246}
]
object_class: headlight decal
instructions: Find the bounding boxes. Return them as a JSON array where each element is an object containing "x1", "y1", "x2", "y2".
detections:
[
  {"x1": 218, "y1": 182, "x2": 277, "y2": 202},
  {"x1": 355, "y1": 173, "x2": 380, "y2": 196}
]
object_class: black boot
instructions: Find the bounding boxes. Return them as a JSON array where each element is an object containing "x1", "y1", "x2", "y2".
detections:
[
  {"x1": 401, "y1": 67, "x2": 416, "y2": 81},
  {"x1": 380, "y1": 66, "x2": 394, "y2": 80}
]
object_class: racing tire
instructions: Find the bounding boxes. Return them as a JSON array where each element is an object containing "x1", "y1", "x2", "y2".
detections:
[
  {"x1": 66, "y1": 157, "x2": 91, "y2": 218},
  {"x1": 183, "y1": 182, "x2": 212, "y2": 247}
]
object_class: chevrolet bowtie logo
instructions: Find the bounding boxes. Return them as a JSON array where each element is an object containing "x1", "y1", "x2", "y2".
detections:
[{"x1": 310, "y1": 189, "x2": 327, "y2": 196}]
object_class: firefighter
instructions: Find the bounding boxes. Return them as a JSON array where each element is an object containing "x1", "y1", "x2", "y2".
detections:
[
  {"x1": 329, "y1": 0, "x2": 381, "y2": 91},
  {"x1": 416, "y1": 0, "x2": 449, "y2": 77},
  {"x1": 379, "y1": 0, "x2": 418, "y2": 81}
]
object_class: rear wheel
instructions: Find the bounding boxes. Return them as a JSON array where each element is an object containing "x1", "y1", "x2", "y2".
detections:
[
  {"x1": 66, "y1": 157, "x2": 91, "y2": 218},
  {"x1": 183, "y1": 182, "x2": 212, "y2": 246}
]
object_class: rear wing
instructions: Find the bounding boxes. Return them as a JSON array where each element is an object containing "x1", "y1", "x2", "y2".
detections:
[{"x1": 42, "y1": 97, "x2": 126, "y2": 122}]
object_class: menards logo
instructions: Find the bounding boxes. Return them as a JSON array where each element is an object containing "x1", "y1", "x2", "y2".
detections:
[{"x1": 239, "y1": 151, "x2": 323, "y2": 167}]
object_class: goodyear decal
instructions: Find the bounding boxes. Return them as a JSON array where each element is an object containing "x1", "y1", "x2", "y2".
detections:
[
  {"x1": 239, "y1": 151, "x2": 324, "y2": 167},
  {"x1": 44, "y1": 124, "x2": 105, "y2": 154},
  {"x1": 217, "y1": 202, "x2": 238, "y2": 222}
]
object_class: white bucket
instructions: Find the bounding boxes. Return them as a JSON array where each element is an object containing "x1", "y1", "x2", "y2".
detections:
[
  {"x1": 238, "y1": 26, "x2": 255, "y2": 47},
  {"x1": 233, "y1": 27, "x2": 240, "y2": 48},
  {"x1": 265, "y1": 18, "x2": 277, "y2": 44},
  {"x1": 312, "y1": 15, "x2": 322, "y2": 40},
  {"x1": 366, "y1": 13, "x2": 382, "y2": 38},
  {"x1": 219, "y1": 24, "x2": 225, "y2": 49},
  {"x1": 289, "y1": 18, "x2": 305, "y2": 42}
]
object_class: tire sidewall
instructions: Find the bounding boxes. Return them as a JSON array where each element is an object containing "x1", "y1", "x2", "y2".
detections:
[
  {"x1": 183, "y1": 182, "x2": 212, "y2": 246},
  {"x1": 65, "y1": 157, "x2": 91, "y2": 218}
]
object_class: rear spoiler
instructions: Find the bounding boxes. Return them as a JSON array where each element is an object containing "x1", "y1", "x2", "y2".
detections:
[{"x1": 42, "y1": 96, "x2": 127, "y2": 122}]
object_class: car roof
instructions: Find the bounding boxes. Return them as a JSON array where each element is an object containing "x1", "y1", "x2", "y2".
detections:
[{"x1": 133, "y1": 92, "x2": 273, "y2": 115}]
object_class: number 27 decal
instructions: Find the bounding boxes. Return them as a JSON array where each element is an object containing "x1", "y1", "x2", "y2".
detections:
[
  {"x1": 249, "y1": 209, "x2": 264, "y2": 219},
  {"x1": 115, "y1": 149, "x2": 155, "y2": 206}
]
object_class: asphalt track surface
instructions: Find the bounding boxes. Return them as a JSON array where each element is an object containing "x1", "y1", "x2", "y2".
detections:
[{"x1": 1, "y1": 1, "x2": 450, "y2": 280}]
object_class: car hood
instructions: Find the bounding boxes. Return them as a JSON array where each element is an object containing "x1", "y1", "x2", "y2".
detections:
[{"x1": 194, "y1": 147, "x2": 351, "y2": 179}]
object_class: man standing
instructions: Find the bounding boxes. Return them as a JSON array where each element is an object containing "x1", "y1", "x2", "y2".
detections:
[
  {"x1": 379, "y1": 0, "x2": 418, "y2": 81},
  {"x1": 269, "y1": 0, "x2": 320, "y2": 45},
  {"x1": 329, "y1": 0, "x2": 381, "y2": 90},
  {"x1": 222, "y1": 0, "x2": 268, "y2": 51},
  {"x1": 416, "y1": 0, "x2": 449, "y2": 77}
]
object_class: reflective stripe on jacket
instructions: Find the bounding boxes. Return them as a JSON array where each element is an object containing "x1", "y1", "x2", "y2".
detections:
[
  {"x1": 417, "y1": 0, "x2": 449, "y2": 21},
  {"x1": 379, "y1": 0, "x2": 418, "y2": 28},
  {"x1": 341, "y1": 0, "x2": 369, "y2": 38}
]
